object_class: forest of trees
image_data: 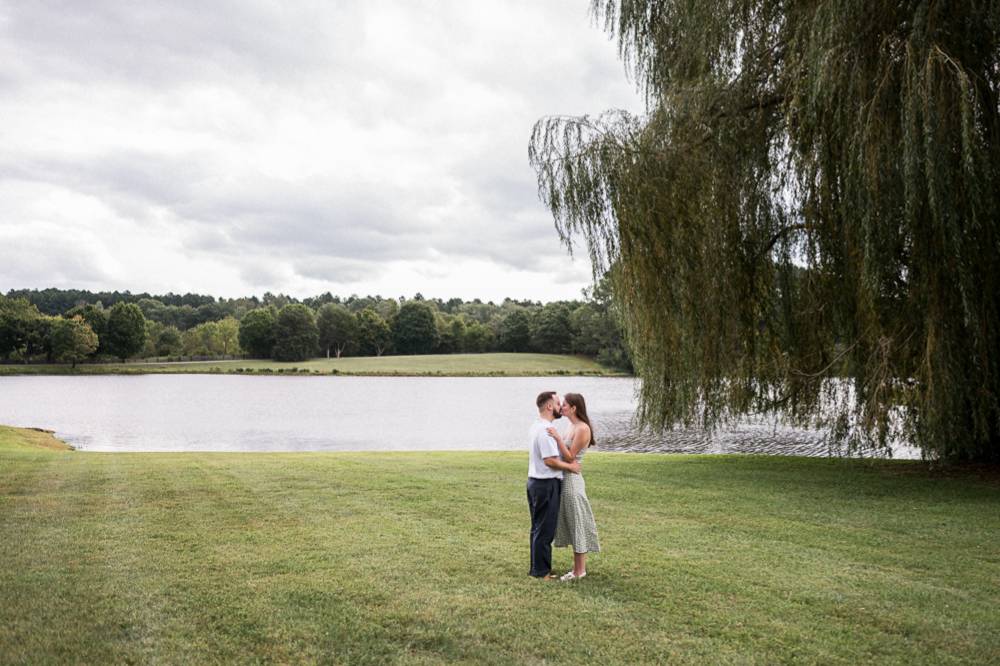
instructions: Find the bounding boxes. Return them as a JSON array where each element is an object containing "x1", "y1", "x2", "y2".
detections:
[{"x1": 0, "y1": 283, "x2": 632, "y2": 371}]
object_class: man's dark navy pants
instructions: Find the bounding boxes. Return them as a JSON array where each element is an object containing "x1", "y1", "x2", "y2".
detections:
[{"x1": 526, "y1": 477, "x2": 561, "y2": 577}]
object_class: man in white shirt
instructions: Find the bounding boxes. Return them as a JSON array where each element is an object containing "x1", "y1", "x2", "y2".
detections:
[{"x1": 527, "y1": 391, "x2": 581, "y2": 578}]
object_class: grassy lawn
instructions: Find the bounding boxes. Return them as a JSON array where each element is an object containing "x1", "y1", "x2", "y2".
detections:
[
  {"x1": 2, "y1": 426, "x2": 998, "y2": 664},
  {"x1": 0, "y1": 353, "x2": 612, "y2": 377}
]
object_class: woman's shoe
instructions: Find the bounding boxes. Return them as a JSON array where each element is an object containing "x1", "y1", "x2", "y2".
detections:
[{"x1": 561, "y1": 571, "x2": 587, "y2": 581}]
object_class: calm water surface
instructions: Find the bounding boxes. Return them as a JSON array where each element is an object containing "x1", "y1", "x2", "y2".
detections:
[{"x1": 0, "y1": 375, "x2": 918, "y2": 457}]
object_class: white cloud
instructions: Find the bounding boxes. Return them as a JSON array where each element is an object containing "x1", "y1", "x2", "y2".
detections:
[{"x1": 0, "y1": 0, "x2": 642, "y2": 302}]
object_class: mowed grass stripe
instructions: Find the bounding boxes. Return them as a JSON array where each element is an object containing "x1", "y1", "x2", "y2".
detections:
[
  {"x1": 1, "y1": 452, "x2": 146, "y2": 663},
  {"x1": 1, "y1": 436, "x2": 997, "y2": 664},
  {"x1": 120, "y1": 454, "x2": 359, "y2": 662}
]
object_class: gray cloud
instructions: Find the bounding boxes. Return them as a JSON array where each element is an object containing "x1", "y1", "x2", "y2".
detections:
[
  {"x1": 0, "y1": 226, "x2": 114, "y2": 289},
  {"x1": 0, "y1": 0, "x2": 641, "y2": 300},
  {"x1": 0, "y1": 0, "x2": 361, "y2": 89}
]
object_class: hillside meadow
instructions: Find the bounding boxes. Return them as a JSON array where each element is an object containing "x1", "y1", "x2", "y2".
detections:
[
  {"x1": 0, "y1": 352, "x2": 611, "y2": 377},
  {"x1": 1, "y1": 425, "x2": 998, "y2": 664}
]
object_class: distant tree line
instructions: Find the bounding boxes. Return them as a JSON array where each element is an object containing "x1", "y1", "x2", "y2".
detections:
[
  {"x1": 1, "y1": 281, "x2": 633, "y2": 370},
  {"x1": 0, "y1": 299, "x2": 148, "y2": 367}
]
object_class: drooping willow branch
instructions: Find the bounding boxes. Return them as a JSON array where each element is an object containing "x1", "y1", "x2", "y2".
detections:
[{"x1": 532, "y1": 0, "x2": 1000, "y2": 461}]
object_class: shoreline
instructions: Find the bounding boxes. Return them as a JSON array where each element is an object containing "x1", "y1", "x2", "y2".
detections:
[
  {"x1": 0, "y1": 367, "x2": 624, "y2": 377},
  {"x1": 2, "y1": 426, "x2": 995, "y2": 481},
  {"x1": 0, "y1": 424, "x2": 73, "y2": 450},
  {"x1": 0, "y1": 352, "x2": 630, "y2": 377}
]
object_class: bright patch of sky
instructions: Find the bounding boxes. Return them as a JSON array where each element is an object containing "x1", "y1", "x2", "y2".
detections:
[{"x1": 0, "y1": 0, "x2": 643, "y2": 303}]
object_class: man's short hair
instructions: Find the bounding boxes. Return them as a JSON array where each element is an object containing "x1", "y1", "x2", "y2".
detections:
[{"x1": 536, "y1": 391, "x2": 557, "y2": 410}]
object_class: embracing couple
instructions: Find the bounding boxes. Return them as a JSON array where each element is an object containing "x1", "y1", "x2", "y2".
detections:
[{"x1": 526, "y1": 391, "x2": 601, "y2": 580}]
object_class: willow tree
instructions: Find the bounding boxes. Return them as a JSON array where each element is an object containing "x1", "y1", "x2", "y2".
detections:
[{"x1": 530, "y1": 1, "x2": 1000, "y2": 461}]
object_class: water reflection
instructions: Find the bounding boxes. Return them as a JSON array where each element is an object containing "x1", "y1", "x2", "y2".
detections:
[
  {"x1": 599, "y1": 416, "x2": 829, "y2": 456},
  {"x1": 0, "y1": 374, "x2": 918, "y2": 458}
]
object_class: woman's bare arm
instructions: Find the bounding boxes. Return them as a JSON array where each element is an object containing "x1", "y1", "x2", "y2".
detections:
[{"x1": 547, "y1": 427, "x2": 574, "y2": 462}]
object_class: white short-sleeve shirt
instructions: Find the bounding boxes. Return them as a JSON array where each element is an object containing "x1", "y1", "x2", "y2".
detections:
[{"x1": 528, "y1": 417, "x2": 563, "y2": 480}]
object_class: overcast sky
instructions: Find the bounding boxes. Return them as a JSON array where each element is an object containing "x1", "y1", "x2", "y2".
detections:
[{"x1": 0, "y1": 0, "x2": 642, "y2": 303}]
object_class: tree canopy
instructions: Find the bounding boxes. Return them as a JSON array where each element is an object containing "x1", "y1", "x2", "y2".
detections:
[
  {"x1": 103, "y1": 302, "x2": 147, "y2": 361},
  {"x1": 355, "y1": 307, "x2": 392, "y2": 357},
  {"x1": 65, "y1": 304, "x2": 108, "y2": 357},
  {"x1": 238, "y1": 308, "x2": 277, "y2": 359},
  {"x1": 272, "y1": 304, "x2": 320, "y2": 362},
  {"x1": 499, "y1": 307, "x2": 531, "y2": 352},
  {"x1": 394, "y1": 302, "x2": 440, "y2": 355},
  {"x1": 317, "y1": 303, "x2": 358, "y2": 359},
  {"x1": 49, "y1": 316, "x2": 98, "y2": 368},
  {"x1": 0, "y1": 296, "x2": 41, "y2": 364},
  {"x1": 157, "y1": 326, "x2": 183, "y2": 356},
  {"x1": 531, "y1": 0, "x2": 1000, "y2": 461},
  {"x1": 530, "y1": 303, "x2": 573, "y2": 354}
]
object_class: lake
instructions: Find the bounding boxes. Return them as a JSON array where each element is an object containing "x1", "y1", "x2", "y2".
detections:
[{"x1": 0, "y1": 375, "x2": 919, "y2": 457}]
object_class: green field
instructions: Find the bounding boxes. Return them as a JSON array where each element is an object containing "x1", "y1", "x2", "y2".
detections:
[
  {"x1": 2, "y1": 426, "x2": 997, "y2": 664},
  {"x1": 0, "y1": 353, "x2": 611, "y2": 376}
]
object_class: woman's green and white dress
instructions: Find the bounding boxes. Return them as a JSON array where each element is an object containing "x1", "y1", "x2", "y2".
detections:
[{"x1": 554, "y1": 437, "x2": 601, "y2": 553}]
